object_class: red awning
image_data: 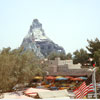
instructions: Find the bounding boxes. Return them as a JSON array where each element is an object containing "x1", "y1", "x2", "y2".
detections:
[
  {"x1": 70, "y1": 78, "x2": 83, "y2": 81},
  {"x1": 46, "y1": 76, "x2": 56, "y2": 80}
]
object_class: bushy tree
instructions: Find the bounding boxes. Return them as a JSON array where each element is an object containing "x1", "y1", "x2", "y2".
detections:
[
  {"x1": 0, "y1": 47, "x2": 45, "y2": 92},
  {"x1": 86, "y1": 38, "x2": 100, "y2": 66},
  {"x1": 94, "y1": 49, "x2": 100, "y2": 66},
  {"x1": 73, "y1": 48, "x2": 89, "y2": 65},
  {"x1": 86, "y1": 38, "x2": 100, "y2": 82},
  {"x1": 66, "y1": 53, "x2": 72, "y2": 60},
  {"x1": 86, "y1": 38, "x2": 100, "y2": 57},
  {"x1": 48, "y1": 52, "x2": 67, "y2": 60}
]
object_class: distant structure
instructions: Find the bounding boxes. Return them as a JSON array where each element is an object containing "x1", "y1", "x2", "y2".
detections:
[
  {"x1": 48, "y1": 57, "x2": 81, "y2": 69},
  {"x1": 46, "y1": 57, "x2": 92, "y2": 77},
  {"x1": 21, "y1": 19, "x2": 65, "y2": 58}
]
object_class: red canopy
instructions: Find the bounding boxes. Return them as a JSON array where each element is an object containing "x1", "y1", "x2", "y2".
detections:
[
  {"x1": 65, "y1": 76, "x2": 73, "y2": 79},
  {"x1": 46, "y1": 76, "x2": 56, "y2": 80},
  {"x1": 70, "y1": 78, "x2": 83, "y2": 81}
]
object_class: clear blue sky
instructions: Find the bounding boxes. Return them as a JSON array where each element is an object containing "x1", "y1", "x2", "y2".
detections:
[{"x1": 0, "y1": 0, "x2": 100, "y2": 53}]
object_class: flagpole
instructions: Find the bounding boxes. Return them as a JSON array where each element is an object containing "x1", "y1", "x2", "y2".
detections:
[
  {"x1": 93, "y1": 67, "x2": 97, "y2": 99},
  {"x1": 89, "y1": 58, "x2": 97, "y2": 99}
]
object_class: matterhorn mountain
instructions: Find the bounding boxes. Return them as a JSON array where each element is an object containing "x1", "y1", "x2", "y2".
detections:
[{"x1": 21, "y1": 19, "x2": 65, "y2": 58}]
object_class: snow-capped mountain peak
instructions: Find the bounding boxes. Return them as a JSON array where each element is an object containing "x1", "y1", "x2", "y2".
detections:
[
  {"x1": 21, "y1": 19, "x2": 65, "y2": 58},
  {"x1": 25, "y1": 19, "x2": 49, "y2": 42}
]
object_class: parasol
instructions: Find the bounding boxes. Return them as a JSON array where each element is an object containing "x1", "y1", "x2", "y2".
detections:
[
  {"x1": 70, "y1": 77, "x2": 83, "y2": 81},
  {"x1": 46, "y1": 76, "x2": 56, "y2": 80},
  {"x1": 78, "y1": 77, "x2": 87, "y2": 80},
  {"x1": 65, "y1": 76, "x2": 73, "y2": 79},
  {"x1": 34, "y1": 76, "x2": 43, "y2": 80},
  {"x1": 56, "y1": 76, "x2": 68, "y2": 80}
]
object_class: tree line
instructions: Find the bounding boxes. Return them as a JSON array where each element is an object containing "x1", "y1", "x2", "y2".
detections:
[
  {"x1": 48, "y1": 38, "x2": 100, "y2": 67},
  {"x1": 48, "y1": 38, "x2": 100, "y2": 82},
  {"x1": 0, "y1": 37, "x2": 100, "y2": 92}
]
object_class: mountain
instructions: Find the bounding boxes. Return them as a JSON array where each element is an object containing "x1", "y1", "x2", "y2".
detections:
[{"x1": 21, "y1": 19, "x2": 65, "y2": 58}]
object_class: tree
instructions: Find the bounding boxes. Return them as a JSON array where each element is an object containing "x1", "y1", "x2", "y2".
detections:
[
  {"x1": 48, "y1": 52, "x2": 67, "y2": 60},
  {"x1": 0, "y1": 47, "x2": 46, "y2": 92},
  {"x1": 73, "y1": 48, "x2": 89, "y2": 65},
  {"x1": 86, "y1": 38, "x2": 100, "y2": 57},
  {"x1": 93, "y1": 49, "x2": 100, "y2": 66},
  {"x1": 86, "y1": 38, "x2": 100, "y2": 66},
  {"x1": 66, "y1": 53, "x2": 72, "y2": 60}
]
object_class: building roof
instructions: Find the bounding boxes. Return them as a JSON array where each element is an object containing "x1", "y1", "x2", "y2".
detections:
[{"x1": 47, "y1": 68, "x2": 93, "y2": 77}]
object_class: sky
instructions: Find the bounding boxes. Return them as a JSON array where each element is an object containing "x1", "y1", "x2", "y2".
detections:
[{"x1": 0, "y1": 0, "x2": 100, "y2": 54}]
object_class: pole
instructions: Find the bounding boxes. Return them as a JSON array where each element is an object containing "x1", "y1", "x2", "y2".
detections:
[
  {"x1": 93, "y1": 68, "x2": 97, "y2": 99},
  {"x1": 89, "y1": 58, "x2": 97, "y2": 98}
]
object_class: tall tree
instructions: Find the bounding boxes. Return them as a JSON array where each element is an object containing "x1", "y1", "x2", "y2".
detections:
[
  {"x1": 0, "y1": 47, "x2": 45, "y2": 92},
  {"x1": 86, "y1": 38, "x2": 100, "y2": 66},
  {"x1": 66, "y1": 53, "x2": 72, "y2": 60},
  {"x1": 48, "y1": 52, "x2": 67, "y2": 60},
  {"x1": 73, "y1": 48, "x2": 89, "y2": 65},
  {"x1": 94, "y1": 49, "x2": 100, "y2": 66},
  {"x1": 86, "y1": 38, "x2": 100, "y2": 57}
]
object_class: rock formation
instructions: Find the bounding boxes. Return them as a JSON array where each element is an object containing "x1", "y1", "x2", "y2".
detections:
[{"x1": 21, "y1": 19, "x2": 65, "y2": 58}]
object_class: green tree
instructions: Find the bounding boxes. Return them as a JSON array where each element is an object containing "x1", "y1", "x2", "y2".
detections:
[
  {"x1": 86, "y1": 38, "x2": 100, "y2": 57},
  {"x1": 73, "y1": 48, "x2": 89, "y2": 65},
  {"x1": 0, "y1": 47, "x2": 45, "y2": 92},
  {"x1": 48, "y1": 52, "x2": 66, "y2": 60},
  {"x1": 66, "y1": 53, "x2": 72, "y2": 60},
  {"x1": 86, "y1": 38, "x2": 100, "y2": 66},
  {"x1": 94, "y1": 49, "x2": 100, "y2": 66}
]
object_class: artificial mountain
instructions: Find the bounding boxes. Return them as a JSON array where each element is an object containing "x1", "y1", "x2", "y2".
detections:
[{"x1": 21, "y1": 19, "x2": 65, "y2": 58}]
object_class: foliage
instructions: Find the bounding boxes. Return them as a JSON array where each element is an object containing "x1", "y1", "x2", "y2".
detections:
[
  {"x1": 0, "y1": 47, "x2": 45, "y2": 92},
  {"x1": 86, "y1": 38, "x2": 100, "y2": 66},
  {"x1": 86, "y1": 38, "x2": 100, "y2": 57},
  {"x1": 94, "y1": 49, "x2": 100, "y2": 66},
  {"x1": 66, "y1": 53, "x2": 72, "y2": 60},
  {"x1": 73, "y1": 48, "x2": 89, "y2": 65},
  {"x1": 48, "y1": 52, "x2": 67, "y2": 60}
]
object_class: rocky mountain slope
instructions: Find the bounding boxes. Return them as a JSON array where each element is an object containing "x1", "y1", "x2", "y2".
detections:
[{"x1": 21, "y1": 19, "x2": 65, "y2": 58}]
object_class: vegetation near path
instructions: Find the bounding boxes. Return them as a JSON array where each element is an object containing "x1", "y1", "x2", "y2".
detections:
[{"x1": 0, "y1": 47, "x2": 46, "y2": 92}]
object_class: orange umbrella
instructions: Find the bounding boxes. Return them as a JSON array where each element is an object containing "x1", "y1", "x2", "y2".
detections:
[
  {"x1": 33, "y1": 76, "x2": 43, "y2": 80},
  {"x1": 70, "y1": 78, "x2": 83, "y2": 81},
  {"x1": 46, "y1": 76, "x2": 56, "y2": 80},
  {"x1": 55, "y1": 76, "x2": 63, "y2": 79},
  {"x1": 65, "y1": 76, "x2": 73, "y2": 79}
]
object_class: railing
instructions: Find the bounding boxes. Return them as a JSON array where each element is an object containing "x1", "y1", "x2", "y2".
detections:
[{"x1": 86, "y1": 92, "x2": 100, "y2": 99}]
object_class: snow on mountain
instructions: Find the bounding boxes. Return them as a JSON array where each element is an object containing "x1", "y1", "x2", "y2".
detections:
[{"x1": 21, "y1": 19, "x2": 65, "y2": 58}]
